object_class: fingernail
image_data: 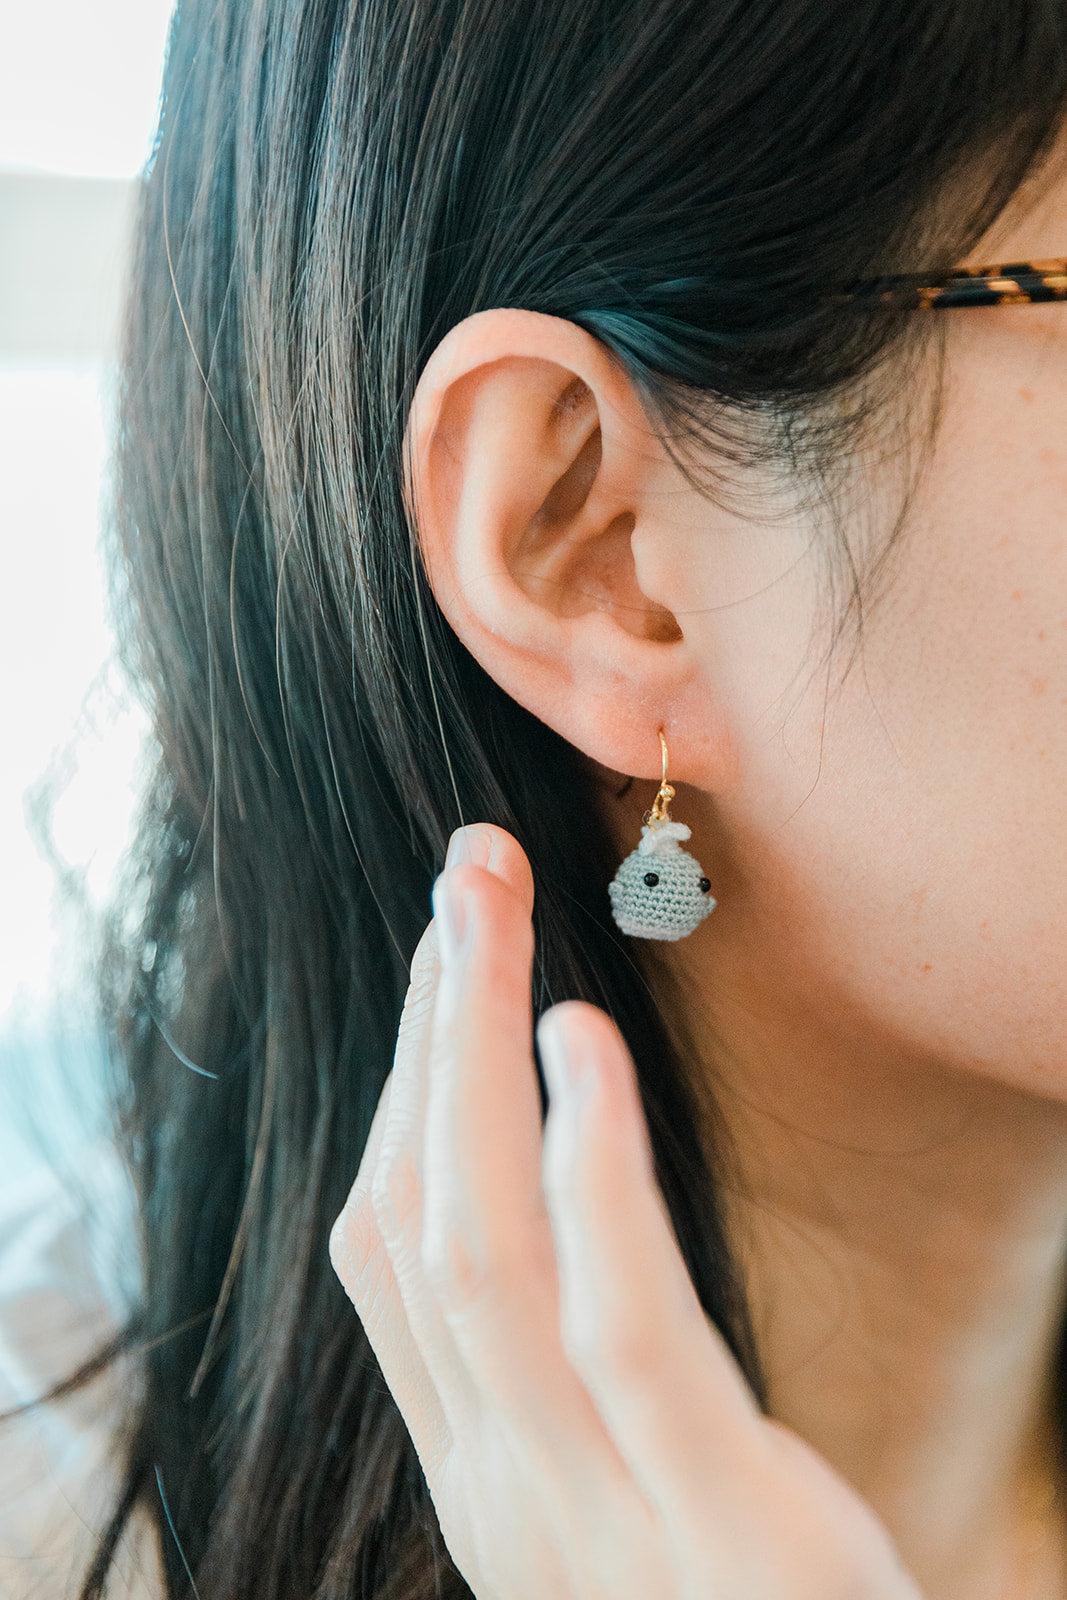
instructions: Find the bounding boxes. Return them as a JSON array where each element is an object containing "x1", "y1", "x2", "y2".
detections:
[
  {"x1": 432, "y1": 872, "x2": 470, "y2": 966},
  {"x1": 445, "y1": 825, "x2": 492, "y2": 870},
  {"x1": 538, "y1": 1009, "x2": 596, "y2": 1105}
]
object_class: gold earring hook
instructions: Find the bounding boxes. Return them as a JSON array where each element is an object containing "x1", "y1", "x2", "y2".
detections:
[{"x1": 647, "y1": 727, "x2": 675, "y2": 823}]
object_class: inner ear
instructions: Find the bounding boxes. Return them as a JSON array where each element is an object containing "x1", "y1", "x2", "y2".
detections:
[
  {"x1": 511, "y1": 378, "x2": 682, "y2": 643},
  {"x1": 536, "y1": 423, "x2": 602, "y2": 524}
]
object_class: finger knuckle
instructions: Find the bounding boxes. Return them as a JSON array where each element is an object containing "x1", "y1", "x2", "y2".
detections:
[
  {"x1": 327, "y1": 1208, "x2": 353, "y2": 1278},
  {"x1": 329, "y1": 1202, "x2": 379, "y2": 1301},
  {"x1": 371, "y1": 1149, "x2": 423, "y2": 1245},
  {"x1": 567, "y1": 1307, "x2": 664, "y2": 1384},
  {"x1": 398, "y1": 967, "x2": 437, "y2": 1033},
  {"x1": 421, "y1": 1216, "x2": 496, "y2": 1312}
]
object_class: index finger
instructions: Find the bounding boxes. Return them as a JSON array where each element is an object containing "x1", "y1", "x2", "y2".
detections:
[{"x1": 442, "y1": 823, "x2": 536, "y2": 916}]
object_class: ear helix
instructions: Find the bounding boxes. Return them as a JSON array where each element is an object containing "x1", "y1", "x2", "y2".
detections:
[{"x1": 608, "y1": 729, "x2": 716, "y2": 941}]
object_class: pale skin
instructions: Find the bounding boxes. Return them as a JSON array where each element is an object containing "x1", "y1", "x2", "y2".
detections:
[{"x1": 330, "y1": 147, "x2": 1067, "y2": 1600}]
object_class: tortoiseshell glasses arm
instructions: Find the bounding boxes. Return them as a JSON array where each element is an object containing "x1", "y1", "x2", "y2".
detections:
[{"x1": 828, "y1": 257, "x2": 1067, "y2": 310}]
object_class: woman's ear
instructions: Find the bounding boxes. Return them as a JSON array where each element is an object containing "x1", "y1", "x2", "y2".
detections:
[{"x1": 404, "y1": 308, "x2": 712, "y2": 781}]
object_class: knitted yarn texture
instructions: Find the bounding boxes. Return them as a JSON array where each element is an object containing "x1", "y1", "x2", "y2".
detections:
[{"x1": 608, "y1": 819, "x2": 716, "y2": 941}]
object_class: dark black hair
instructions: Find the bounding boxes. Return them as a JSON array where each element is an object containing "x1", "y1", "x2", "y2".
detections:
[{"x1": 46, "y1": 0, "x2": 1067, "y2": 1594}]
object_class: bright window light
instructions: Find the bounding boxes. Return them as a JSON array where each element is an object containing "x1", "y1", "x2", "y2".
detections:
[
  {"x1": 0, "y1": 363, "x2": 148, "y2": 1014},
  {"x1": 0, "y1": 0, "x2": 174, "y2": 180},
  {"x1": 0, "y1": 1, "x2": 169, "y2": 1179}
]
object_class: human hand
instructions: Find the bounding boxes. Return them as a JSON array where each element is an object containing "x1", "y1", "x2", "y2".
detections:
[{"x1": 328, "y1": 823, "x2": 923, "y2": 1600}]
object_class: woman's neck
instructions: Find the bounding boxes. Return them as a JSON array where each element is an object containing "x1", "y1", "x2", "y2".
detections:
[{"x1": 654, "y1": 931, "x2": 1067, "y2": 1600}]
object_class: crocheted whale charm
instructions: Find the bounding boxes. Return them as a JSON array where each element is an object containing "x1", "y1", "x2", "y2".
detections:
[{"x1": 608, "y1": 818, "x2": 716, "y2": 941}]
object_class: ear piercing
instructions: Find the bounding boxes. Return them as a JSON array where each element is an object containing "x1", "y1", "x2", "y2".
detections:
[{"x1": 608, "y1": 729, "x2": 716, "y2": 941}]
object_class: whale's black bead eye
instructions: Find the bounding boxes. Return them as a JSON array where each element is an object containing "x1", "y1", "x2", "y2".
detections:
[
  {"x1": 699, "y1": 877, "x2": 711, "y2": 894},
  {"x1": 643, "y1": 871, "x2": 660, "y2": 887}
]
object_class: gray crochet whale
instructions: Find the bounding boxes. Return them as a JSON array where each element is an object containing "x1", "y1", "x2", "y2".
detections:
[{"x1": 608, "y1": 818, "x2": 716, "y2": 941}]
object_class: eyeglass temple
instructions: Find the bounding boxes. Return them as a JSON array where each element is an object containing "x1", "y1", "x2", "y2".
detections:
[{"x1": 829, "y1": 257, "x2": 1067, "y2": 310}]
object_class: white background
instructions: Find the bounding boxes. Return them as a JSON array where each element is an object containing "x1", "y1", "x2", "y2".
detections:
[{"x1": 1, "y1": 0, "x2": 175, "y2": 1179}]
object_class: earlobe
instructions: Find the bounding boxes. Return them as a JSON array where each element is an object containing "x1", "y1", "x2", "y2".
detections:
[{"x1": 404, "y1": 308, "x2": 697, "y2": 778}]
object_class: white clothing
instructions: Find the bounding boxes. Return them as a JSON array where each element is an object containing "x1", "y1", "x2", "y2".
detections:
[{"x1": 0, "y1": 1141, "x2": 163, "y2": 1598}]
